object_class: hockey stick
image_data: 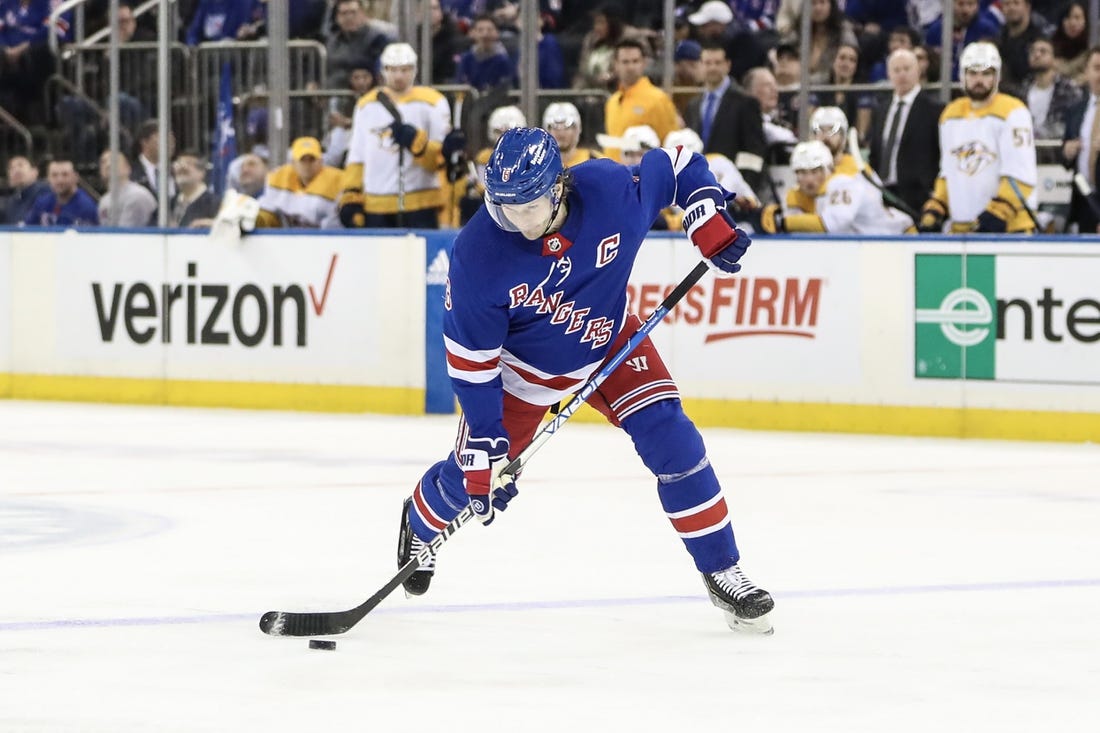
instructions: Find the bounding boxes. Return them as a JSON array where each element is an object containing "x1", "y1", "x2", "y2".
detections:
[
  {"x1": 376, "y1": 89, "x2": 406, "y2": 225},
  {"x1": 259, "y1": 260, "x2": 713, "y2": 637},
  {"x1": 847, "y1": 128, "x2": 921, "y2": 222},
  {"x1": 1007, "y1": 177, "x2": 1041, "y2": 233},
  {"x1": 1073, "y1": 173, "x2": 1100, "y2": 225}
]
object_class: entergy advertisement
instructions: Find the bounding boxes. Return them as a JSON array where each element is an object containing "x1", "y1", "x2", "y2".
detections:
[{"x1": 915, "y1": 252, "x2": 1100, "y2": 384}]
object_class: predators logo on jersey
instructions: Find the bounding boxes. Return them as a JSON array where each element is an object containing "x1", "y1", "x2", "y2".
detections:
[{"x1": 951, "y1": 141, "x2": 998, "y2": 177}]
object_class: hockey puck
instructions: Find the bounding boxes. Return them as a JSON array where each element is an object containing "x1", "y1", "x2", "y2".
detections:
[{"x1": 308, "y1": 639, "x2": 337, "y2": 651}]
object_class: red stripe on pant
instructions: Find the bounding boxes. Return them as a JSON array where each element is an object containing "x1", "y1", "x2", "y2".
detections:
[
  {"x1": 670, "y1": 497, "x2": 729, "y2": 535},
  {"x1": 413, "y1": 480, "x2": 448, "y2": 532}
]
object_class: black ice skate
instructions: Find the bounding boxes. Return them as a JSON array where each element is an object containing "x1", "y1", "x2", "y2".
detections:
[
  {"x1": 703, "y1": 564, "x2": 775, "y2": 635},
  {"x1": 397, "y1": 497, "x2": 436, "y2": 596}
]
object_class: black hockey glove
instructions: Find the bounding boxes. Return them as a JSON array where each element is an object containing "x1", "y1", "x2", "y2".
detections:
[
  {"x1": 975, "y1": 198, "x2": 1013, "y2": 233},
  {"x1": 390, "y1": 121, "x2": 425, "y2": 153},
  {"x1": 442, "y1": 129, "x2": 469, "y2": 183}
]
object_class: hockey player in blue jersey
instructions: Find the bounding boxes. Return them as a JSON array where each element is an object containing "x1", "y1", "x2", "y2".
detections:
[{"x1": 397, "y1": 127, "x2": 774, "y2": 633}]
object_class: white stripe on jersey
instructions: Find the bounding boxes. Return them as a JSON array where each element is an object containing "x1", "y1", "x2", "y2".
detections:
[
  {"x1": 498, "y1": 350, "x2": 601, "y2": 405},
  {"x1": 444, "y1": 336, "x2": 502, "y2": 363}
]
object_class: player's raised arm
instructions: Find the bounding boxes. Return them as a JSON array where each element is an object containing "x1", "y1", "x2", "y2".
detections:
[{"x1": 638, "y1": 146, "x2": 750, "y2": 273}]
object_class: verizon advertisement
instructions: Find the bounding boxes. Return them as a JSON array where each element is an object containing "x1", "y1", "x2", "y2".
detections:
[
  {"x1": 41, "y1": 233, "x2": 426, "y2": 386},
  {"x1": 629, "y1": 238, "x2": 862, "y2": 393}
]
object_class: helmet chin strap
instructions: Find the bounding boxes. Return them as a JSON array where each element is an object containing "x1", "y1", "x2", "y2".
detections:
[{"x1": 539, "y1": 179, "x2": 566, "y2": 238}]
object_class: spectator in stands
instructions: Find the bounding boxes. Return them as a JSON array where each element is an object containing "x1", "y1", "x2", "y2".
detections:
[
  {"x1": 227, "y1": 152, "x2": 268, "y2": 197},
  {"x1": 326, "y1": 0, "x2": 393, "y2": 90},
  {"x1": 543, "y1": 102, "x2": 600, "y2": 167},
  {"x1": 924, "y1": 0, "x2": 1003, "y2": 81},
  {"x1": 456, "y1": 14, "x2": 515, "y2": 90},
  {"x1": 996, "y1": 0, "x2": 1050, "y2": 93},
  {"x1": 423, "y1": 0, "x2": 465, "y2": 84},
  {"x1": 1051, "y1": 1, "x2": 1089, "y2": 84},
  {"x1": 686, "y1": 1, "x2": 769, "y2": 82},
  {"x1": 777, "y1": 0, "x2": 858, "y2": 83},
  {"x1": 169, "y1": 153, "x2": 221, "y2": 227},
  {"x1": 1, "y1": 155, "x2": 47, "y2": 225},
  {"x1": 185, "y1": 0, "x2": 258, "y2": 44},
  {"x1": 744, "y1": 66, "x2": 798, "y2": 148},
  {"x1": 773, "y1": 40, "x2": 801, "y2": 87},
  {"x1": 1021, "y1": 37, "x2": 1083, "y2": 139},
  {"x1": 338, "y1": 42, "x2": 450, "y2": 228},
  {"x1": 1061, "y1": 46, "x2": 1100, "y2": 232},
  {"x1": 602, "y1": 38, "x2": 680, "y2": 162},
  {"x1": 868, "y1": 48, "x2": 943, "y2": 216},
  {"x1": 672, "y1": 39, "x2": 703, "y2": 117},
  {"x1": 0, "y1": 0, "x2": 73, "y2": 122},
  {"x1": 56, "y1": 2, "x2": 151, "y2": 170},
  {"x1": 324, "y1": 60, "x2": 375, "y2": 168},
  {"x1": 914, "y1": 44, "x2": 934, "y2": 83},
  {"x1": 811, "y1": 42, "x2": 874, "y2": 145},
  {"x1": 254, "y1": 137, "x2": 342, "y2": 228},
  {"x1": 573, "y1": 2, "x2": 649, "y2": 90},
  {"x1": 868, "y1": 25, "x2": 921, "y2": 82},
  {"x1": 23, "y1": 159, "x2": 99, "y2": 227},
  {"x1": 97, "y1": 151, "x2": 157, "y2": 226},
  {"x1": 685, "y1": 42, "x2": 767, "y2": 191},
  {"x1": 131, "y1": 120, "x2": 177, "y2": 199}
]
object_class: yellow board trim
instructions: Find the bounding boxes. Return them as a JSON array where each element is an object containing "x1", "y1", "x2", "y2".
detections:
[
  {"x1": 1, "y1": 374, "x2": 423, "y2": 415},
  {"x1": 3, "y1": 374, "x2": 1097, "y2": 442},
  {"x1": 567, "y1": 398, "x2": 1100, "y2": 443}
]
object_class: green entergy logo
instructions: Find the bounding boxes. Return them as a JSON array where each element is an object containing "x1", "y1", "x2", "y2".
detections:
[{"x1": 914, "y1": 254, "x2": 995, "y2": 379}]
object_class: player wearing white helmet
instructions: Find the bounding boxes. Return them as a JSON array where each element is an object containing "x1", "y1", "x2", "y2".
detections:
[
  {"x1": 756, "y1": 134, "x2": 914, "y2": 234},
  {"x1": 919, "y1": 41, "x2": 1038, "y2": 233},
  {"x1": 543, "y1": 102, "x2": 600, "y2": 167},
  {"x1": 338, "y1": 42, "x2": 452, "y2": 228}
]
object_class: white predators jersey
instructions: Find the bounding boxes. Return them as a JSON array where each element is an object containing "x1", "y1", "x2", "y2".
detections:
[
  {"x1": 345, "y1": 86, "x2": 450, "y2": 211},
  {"x1": 815, "y1": 154, "x2": 913, "y2": 234},
  {"x1": 937, "y1": 94, "x2": 1037, "y2": 225},
  {"x1": 705, "y1": 152, "x2": 758, "y2": 205}
]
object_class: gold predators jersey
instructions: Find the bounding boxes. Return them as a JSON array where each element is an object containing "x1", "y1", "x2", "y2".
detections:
[{"x1": 256, "y1": 165, "x2": 343, "y2": 228}]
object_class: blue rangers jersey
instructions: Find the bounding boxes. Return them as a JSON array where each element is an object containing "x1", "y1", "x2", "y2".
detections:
[{"x1": 444, "y1": 146, "x2": 728, "y2": 445}]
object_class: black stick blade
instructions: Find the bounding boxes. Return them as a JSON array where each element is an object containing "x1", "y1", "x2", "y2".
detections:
[{"x1": 259, "y1": 610, "x2": 354, "y2": 637}]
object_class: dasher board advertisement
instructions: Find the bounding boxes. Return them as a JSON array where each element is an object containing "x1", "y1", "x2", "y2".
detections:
[{"x1": 629, "y1": 238, "x2": 862, "y2": 392}]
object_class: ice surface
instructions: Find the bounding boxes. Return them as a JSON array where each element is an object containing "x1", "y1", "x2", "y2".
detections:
[{"x1": 1, "y1": 401, "x2": 1098, "y2": 732}]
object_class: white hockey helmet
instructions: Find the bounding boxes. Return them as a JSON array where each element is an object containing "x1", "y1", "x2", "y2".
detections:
[
  {"x1": 790, "y1": 140, "x2": 834, "y2": 172},
  {"x1": 622, "y1": 125, "x2": 661, "y2": 152},
  {"x1": 663, "y1": 128, "x2": 704, "y2": 154},
  {"x1": 542, "y1": 102, "x2": 582, "y2": 133},
  {"x1": 487, "y1": 105, "x2": 528, "y2": 142},
  {"x1": 810, "y1": 106, "x2": 849, "y2": 138},
  {"x1": 959, "y1": 41, "x2": 1002, "y2": 75},
  {"x1": 380, "y1": 42, "x2": 418, "y2": 68}
]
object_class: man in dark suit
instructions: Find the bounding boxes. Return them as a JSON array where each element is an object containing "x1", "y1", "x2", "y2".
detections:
[
  {"x1": 1061, "y1": 46, "x2": 1100, "y2": 233},
  {"x1": 684, "y1": 42, "x2": 767, "y2": 192},
  {"x1": 869, "y1": 48, "x2": 944, "y2": 216}
]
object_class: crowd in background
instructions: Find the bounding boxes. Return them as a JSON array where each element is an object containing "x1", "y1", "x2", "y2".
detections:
[{"x1": 1, "y1": 0, "x2": 1099, "y2": 232}]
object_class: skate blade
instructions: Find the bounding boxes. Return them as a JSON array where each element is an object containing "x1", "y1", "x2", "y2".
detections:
[{"x1": 723, "y1": 610, "x2": 774, "y2": 635}]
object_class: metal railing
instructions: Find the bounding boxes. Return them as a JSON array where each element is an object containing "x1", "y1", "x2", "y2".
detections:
[{"x1": 0, "y1": 104, "x2": 34, "y2": 158}]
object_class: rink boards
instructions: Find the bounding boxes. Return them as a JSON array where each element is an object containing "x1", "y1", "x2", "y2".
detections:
[{"x1": 0, "y1": 228, "x2": 1097, "y2": 442}]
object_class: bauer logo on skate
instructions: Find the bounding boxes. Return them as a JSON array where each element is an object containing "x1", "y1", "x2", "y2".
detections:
[{"x1": 626, "y1": 276, "x2": 822, "y2": 341}]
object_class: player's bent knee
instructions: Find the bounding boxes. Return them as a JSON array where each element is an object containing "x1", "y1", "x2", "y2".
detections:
[{"x1": 622, "y1": 399, "x2": 707, "y2": 476}]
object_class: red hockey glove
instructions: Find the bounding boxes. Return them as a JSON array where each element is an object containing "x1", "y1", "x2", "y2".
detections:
[
  {"x1": 682, "y1": 195, "x2": 751, "y2": 274},
  {"x1": 459, "y1": 436, "x2": 519, "y2": 525}
]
